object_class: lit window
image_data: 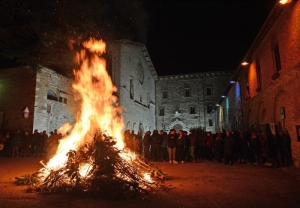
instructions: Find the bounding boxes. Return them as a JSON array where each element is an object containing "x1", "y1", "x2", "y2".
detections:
[{"x1": 159, "y1": 108, "x2": 165, "y2": 116}]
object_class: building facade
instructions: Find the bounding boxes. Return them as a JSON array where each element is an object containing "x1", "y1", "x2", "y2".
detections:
[
  {"x1": 155, "y1": 72, "x2": 232, "y2": 133},
  {"x1": 215, "y1": 1, "x2": 300, "y2": 168},
  {"x1": 1, "y1": 40, "x2": 232, "y2": 137},
  {"x1": 107, "y1": 40, "x2": 157, "y2": 136},
  {"x1": 0, "y1": 67, "x2": 77, "y2": 132}
]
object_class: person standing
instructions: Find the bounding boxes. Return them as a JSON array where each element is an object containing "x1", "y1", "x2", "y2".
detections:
[
  {"x1": 31, "y1": 129, "x2": 40, "y2": 157},
  {"x1": 176, "y1": 130, "x2": 186, "y2": 163},
  {"x1": 142, "y1": 131, "x2": 151, "y2": 159},
  {"x1": 189, "y1": 130, "x2": 197, "y2": 162},
  {"x1": 21, "y1": 130, "x2": 31, "y2": 157},
  {"x1": 197, "y1": 132, "x2": 206, "y2": 160},
  {"x1": 250, "y1": 131, "x2": 260, "y2": 165},
  {"x1": 160, "y1": 130, "x2": 168, "y2": 161},
  {"x1": 151, "y1": 130, "x2": 161, "y2": 161},
  {"x1": 224, "y1": 131, "x2": 235, "y2": 165},
  {"x1": 205, "y1": 132, "x2": 214, "y2": 161},
  {"x1": 214, "y1": 132, "x2": 223, "y2": 163},
  {"x1": 11, "y1": 130, "x2": 22, "y2": 158},
  {"x1": 167, "y1": 129, "x2": 177, "y2": 163}
]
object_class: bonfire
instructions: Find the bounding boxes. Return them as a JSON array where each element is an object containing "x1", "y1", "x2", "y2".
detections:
[{"x1": 15, "y1": 38, "x2": 166, "y2": 199}]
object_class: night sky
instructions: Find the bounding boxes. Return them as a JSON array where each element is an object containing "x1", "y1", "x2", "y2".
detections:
[{"x1": 145, "y1": 0, "x2": 278, "y2": 76}]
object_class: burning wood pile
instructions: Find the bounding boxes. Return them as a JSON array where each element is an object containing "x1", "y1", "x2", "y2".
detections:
[
  {"x1": 36, "y1": 133, "x2": 166, "y2": 198},
  {"x1": 15, "y1": 38, "x2": 166, "y2": 199}
]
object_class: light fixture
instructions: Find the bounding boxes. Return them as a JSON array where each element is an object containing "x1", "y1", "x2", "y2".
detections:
[
  {"x1": 221, "y1": 95, "x2": 226, "y2": 98},
  {"x1": 279, "y1": 0, "x2": 292, "y2": 4},
  {"x1": 230, "y1": 80, "x2": 236, "y2": 84},
  {"x1": 242, "y1": 62, "x2": 249, "y2": 66},
  {"x1": 216, "y1": 104, "x2": 220, "y2": 106}
]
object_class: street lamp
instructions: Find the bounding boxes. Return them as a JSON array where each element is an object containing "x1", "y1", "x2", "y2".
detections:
[{"x1": 279, "y1": 0, "x2": 292, "y2": 4}]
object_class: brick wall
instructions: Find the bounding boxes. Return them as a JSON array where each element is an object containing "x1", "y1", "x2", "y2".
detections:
[{"x1": 236, "y1": 2, "x2": 300, "y2": 167}]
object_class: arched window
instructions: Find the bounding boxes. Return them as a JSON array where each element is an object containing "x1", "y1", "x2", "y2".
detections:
[{"x1": 47, "y1": 90, "x2": 57, "y2": 101}]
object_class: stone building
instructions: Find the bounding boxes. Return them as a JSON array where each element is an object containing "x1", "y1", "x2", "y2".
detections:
[
  {"x1": 155, "y1": 72, "x2": 232, "y2": 133},
  {"x1": 0, "y1": 40, "x2": 158, "y2": 137},
  {"x1": 0, "y1": 39, "x2": 231, "y2": 137},
  {"x1": 0, "y1": 67, "x2": 77, "y2": 132},
  {"x1": 107, "y1": 40, "x2": 157, "y2": 136},
  {"x1": 214, "y1": 1, "x2": 300, "y2": 167}
]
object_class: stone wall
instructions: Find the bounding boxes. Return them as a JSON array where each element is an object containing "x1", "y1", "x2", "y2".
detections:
[
  {"x1": 33, "y1": 67, "x2": 77, "y2": 133},
  {"x1": 108, "y1": 40, "x2": 157, "y2": 135},
  {"x1": 156, "y1": 72, "x2": 232, "y2": 133}
]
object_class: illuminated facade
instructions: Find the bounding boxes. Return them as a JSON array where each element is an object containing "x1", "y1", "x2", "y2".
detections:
[
  {"x1": 155, "y1": 72, "x2": 232, "y2": 133},
  {"x1": 214, "y1": 1, "x2": 300, "y2": 168}
]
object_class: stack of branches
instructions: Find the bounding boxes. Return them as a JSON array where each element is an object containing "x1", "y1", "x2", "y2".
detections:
[{"x1": 34, "y1": 133, "x2": 166, "y2": 199}]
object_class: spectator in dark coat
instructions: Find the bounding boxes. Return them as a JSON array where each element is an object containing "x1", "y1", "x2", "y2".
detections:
[
  {"x1": 278, "y1": 130, "x2": 291, "y2": 166},
  {"x1": 238, "y1": 132, "x2": 248, "y2": 164},
  {"x1": 167, "y1": 129, "x2": 178, "y2": 163},
  {"x1": 189, "y1": 130, "x2": 197, "y2": 162},
  {"x1": 213, "y1": 132, "x2": 223, "y2": 163},
  {"x1": 205, "y1": 132, "x2": 214, "y2": 161},
  {"x1": 224, "y1": 131, "x2": 235, "y2": 165},
  {"x1": 160, "y1": 131, "x2": 168, "y2": 161},
  {"x1": 21, "y1": 130, "x2": 31, "y2": 157},
  {"x1": 142, "y1": 131, "x2": 151, "y2": 159},
  {"x1": 11, "y1": 130, "x2": 22, "y2": 158},
  {"x1": 197, "y1": 132, "x2": 206, "y2": 160},
  {"x1": 250, "y1": 131, "x2": 260, "y2": 164},
  {"x1": 31, "y1": 129, "x2": 40, "y2": 157},
  {"x1": 176, "y1": 130, "x2": 186, "y2": 163},
  {"x1": 151, "y1": 130, "x2": 161, "y2": 161}
]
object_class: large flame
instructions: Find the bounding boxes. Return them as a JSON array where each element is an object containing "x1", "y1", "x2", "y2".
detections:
[{"x1": 44, "y1": 38, "x2": 124, "y2": 171}]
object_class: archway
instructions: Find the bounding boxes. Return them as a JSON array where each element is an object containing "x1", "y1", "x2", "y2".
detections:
[
  {"x1": 173, "y1": 124, "x2": 183, "y2": 133},
  {"x1": 47, "y1": 90, "x2": 57, "y2": 101}
]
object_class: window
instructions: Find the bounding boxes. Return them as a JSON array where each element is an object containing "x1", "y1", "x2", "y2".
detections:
[
  {"x1": 207, "y1": 104, "x2": 213, "y2": 113},
  {"x1": 147, "y1": 91, "x2": 150, "y2": 108},
  {"x1": 273, "y1": 44, "x2": 281, "y2": 72},
  {"x1": 190, "y1": 106, "x2": 196, "y2": 114},
  {"x1": 47, "y1": 90, "x2": 57, "y2": 101},
  {"x1": 256, "y1": 58, "x2": 262, "y2": 87},
  {"x1": 130, "y1": 77, "x2": 134, "y2": 99},
  {"x1": 206, "y1": 88, "x2": 212, "y2": 95},
  {"x1": 59, "y1": 96, "x2": 68, "y2": 104},
  {"x1": 185, "y1": 88, "x2": 190, "y2": 97},
  {"x1": 162, "y1": 90, "x2": 168, "y2": 99},
  {"x1": 159, "y1": 108, "x2": 165, "y2": 116},
  {"x1": 209, "y1": 119, "x2": 213, "y2": 126}
]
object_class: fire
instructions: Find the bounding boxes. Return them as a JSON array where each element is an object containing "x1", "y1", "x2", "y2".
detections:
[{"x1": 42, "y1": 38, "x2": 124, "y2": 172}]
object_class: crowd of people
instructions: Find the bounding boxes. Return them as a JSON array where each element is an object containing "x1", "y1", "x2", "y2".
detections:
[
  {"x1": 0, "y1": 127, "x2": 292, "y2": 168},
  {"x1": 124, "y1": 128, "x2": 292, "y2": 167},
  {"x1": 0, "y1": 129, "x2": 62, "y2": 161}
]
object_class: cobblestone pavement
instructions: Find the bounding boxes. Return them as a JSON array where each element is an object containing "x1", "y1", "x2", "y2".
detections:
[{"x1": 0, "y1": 157, "x2": 300, "y2": 208}]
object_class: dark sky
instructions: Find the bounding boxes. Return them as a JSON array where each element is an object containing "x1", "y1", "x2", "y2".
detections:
[{"x1": 145, "y1": 0, "x2": 278, "y2": 76}]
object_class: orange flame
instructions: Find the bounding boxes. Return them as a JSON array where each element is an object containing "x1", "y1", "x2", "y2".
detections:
[{"x1": 43, "y1": 38, "x2": 124, "y2": 172}]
